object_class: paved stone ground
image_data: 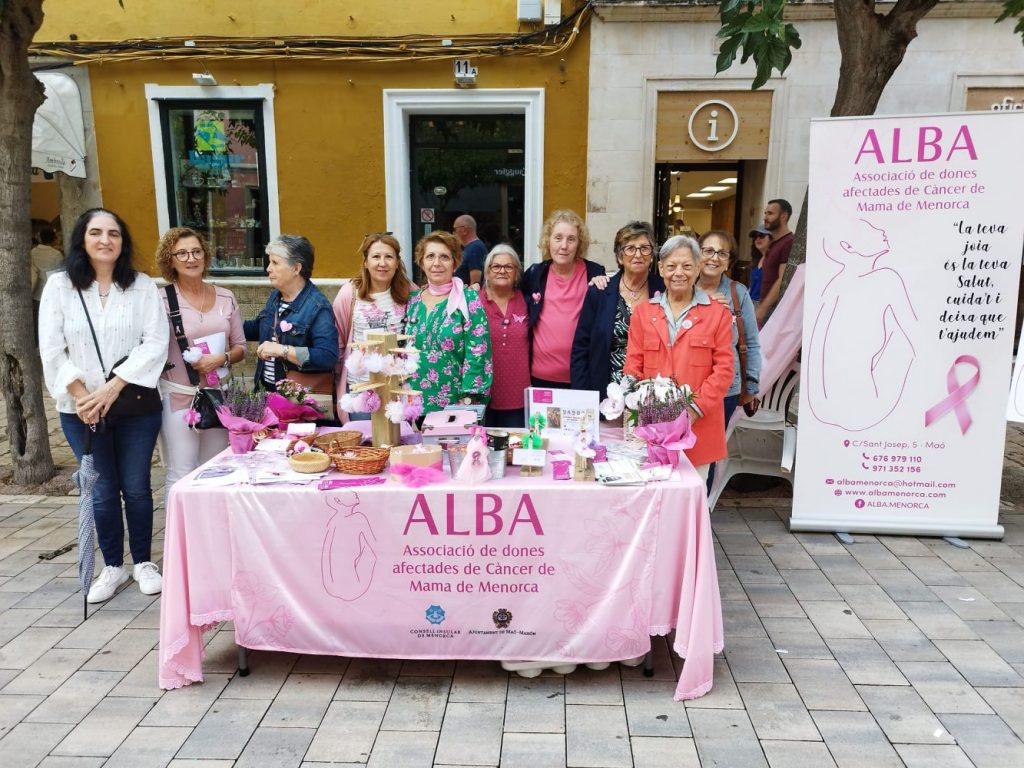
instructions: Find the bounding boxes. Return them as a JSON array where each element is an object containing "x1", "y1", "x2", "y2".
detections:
[{"x1": 1, "y1": 394, "x2": 1023, "y2": 767}]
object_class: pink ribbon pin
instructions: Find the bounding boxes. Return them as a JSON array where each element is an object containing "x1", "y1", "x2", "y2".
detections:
[{"x1": 924, "y1": 355, "x2": 981, "y2": 435}]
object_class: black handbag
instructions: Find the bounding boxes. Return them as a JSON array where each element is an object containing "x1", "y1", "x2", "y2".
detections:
[
  {"x1": 76, "y1": 289, "x2": 162, "y2": 428},
  {"x1": 165, "y1": 285, "x2": 225, "y2": 430}
]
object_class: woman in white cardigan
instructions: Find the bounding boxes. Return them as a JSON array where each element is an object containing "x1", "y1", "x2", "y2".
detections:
[{"x1": 39, "y1": 209, "x2": 169, "y2": 604}]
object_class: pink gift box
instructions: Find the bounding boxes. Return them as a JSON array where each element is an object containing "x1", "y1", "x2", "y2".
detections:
[{"x1": 420, "y1": 409, "x2": 479, "y2": 443}]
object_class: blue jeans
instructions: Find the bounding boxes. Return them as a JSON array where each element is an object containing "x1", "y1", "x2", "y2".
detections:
[
  {"x1": 706, "y1": 394, "x2": 740, "y2": 495},
  {"x1": 61, "y1": 411, "x2": 162, "y2": 568}
]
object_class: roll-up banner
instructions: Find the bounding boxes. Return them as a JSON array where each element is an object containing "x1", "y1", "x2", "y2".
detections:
[{"x1": 792, "y1": 111, "x2": 1024, "y2": 539}]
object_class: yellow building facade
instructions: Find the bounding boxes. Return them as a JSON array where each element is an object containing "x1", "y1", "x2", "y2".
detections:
[{"x1": 33, "y1": 1, "x2": 592, "y2": 279}]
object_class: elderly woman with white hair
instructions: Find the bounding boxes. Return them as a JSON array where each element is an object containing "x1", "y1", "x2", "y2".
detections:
[
  {"x1": 623, "y1": 235, "x2": 734, "y2": 481},
  {"x1": 244, "y1": 234, "x2": 339, "y2": 394},
  {"x1": 480, "y1": 243, "x2": 531, "y2": 428}
]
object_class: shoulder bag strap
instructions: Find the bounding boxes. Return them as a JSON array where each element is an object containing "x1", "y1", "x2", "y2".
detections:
[
  {"x1": 164, "y1": 285, "x2": 200, "y2": 386},
  {"x1": 76, "y1": 288, "x2": 108, "y2": 375},
  {"x1": 729, "y1": 281, "x2": 749, "y2": 391}
]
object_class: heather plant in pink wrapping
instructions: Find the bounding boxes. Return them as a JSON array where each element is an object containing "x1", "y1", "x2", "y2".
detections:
[
  {"x1": 267, "y1": 379, "x2": 324, "y2": 422},
  {"x1": 216, "y1": 380, "x2": 278, "y2": 452}
]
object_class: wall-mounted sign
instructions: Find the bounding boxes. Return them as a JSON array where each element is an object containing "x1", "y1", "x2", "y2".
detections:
[
  {"x1": 656, "y1": 90, "x2": 772, "y2": 162},
  {"x1": 420, "y1": 208, "x2": 435, "y2": 223},
  {"x1": 965, "y1": 87, "x2": 1024, "y2": 112},
  {"x1": 687, "y1": 99, "x2": 739, "y2": 153}
]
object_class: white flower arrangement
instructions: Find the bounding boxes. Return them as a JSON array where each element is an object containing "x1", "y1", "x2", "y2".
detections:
[
  {"x1": 344, "y1": 346, "x2": 421, "y2": 379},
  {"x1": 600, "y1": 375, "x2": 695, "y2": 427}
]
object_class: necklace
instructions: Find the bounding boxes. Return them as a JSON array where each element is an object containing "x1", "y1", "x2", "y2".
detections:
[
  {"x1": 181, "y1": 284, "x2": 211, "y2": 318},
  {"x1": 620, "y1": 276, "x2": 648, "y2": 301},
  {"x1": 98, "y1": 290, "x2": 110, "y2": 299}
]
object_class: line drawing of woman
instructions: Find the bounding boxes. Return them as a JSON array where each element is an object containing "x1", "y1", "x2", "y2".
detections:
[
  {"x1": 321, "y1": 490, "x2": 379, "y2": 601},
  {"x1": 807, "y1": 218, "x2": 917, "y2": 431}
]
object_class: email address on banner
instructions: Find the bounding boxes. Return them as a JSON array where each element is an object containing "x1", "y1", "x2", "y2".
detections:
[
  {"x1": 829, "y1": 478, "x2": 956, "y2": 489},
  {"x1": 825, "y1": 478, "x2": 953, "y2": 499}
]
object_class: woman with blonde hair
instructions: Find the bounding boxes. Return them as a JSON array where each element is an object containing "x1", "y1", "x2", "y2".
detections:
[
  {"x1": 332, "y1": 232, "x2": 413, "y2": 421},
  {"x1": 157, "y1": 227, "x2": 246, "y2": 489},
  {"x1": 521, "y1": 209, "x2": 606, "y2": 389}
]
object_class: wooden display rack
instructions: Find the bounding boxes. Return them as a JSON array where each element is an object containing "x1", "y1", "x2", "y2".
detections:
[{"x1": 348, "y1": 330, "x2": 421, "y2": 448}]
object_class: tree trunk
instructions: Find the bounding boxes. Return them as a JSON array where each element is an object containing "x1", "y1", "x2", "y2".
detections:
[
  {"x1": 781, "y1": 0, "x2": 939, "y2": 293},
  {"x1": 0, "y1": 0, "x2": 57, "y2": 485}
]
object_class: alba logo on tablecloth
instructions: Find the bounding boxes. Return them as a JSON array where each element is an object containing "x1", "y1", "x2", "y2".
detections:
[
  {"x1": 492, "y1": 608, "x2": 513, "y2": 629},
  {"x1": 425, "y1": 605, "x2": 446, "y2": 625}
]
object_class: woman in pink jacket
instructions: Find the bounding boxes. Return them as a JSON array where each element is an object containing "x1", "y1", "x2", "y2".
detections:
[
  {"x1": 332, "y1": 233, "x2": 413, "y2": 422},
  {"x1": 624, "y1": 235, "x2": 734, "y2": 479}
]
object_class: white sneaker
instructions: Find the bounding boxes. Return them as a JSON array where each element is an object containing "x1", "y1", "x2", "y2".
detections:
[
  {"x1": 87, "y1": 565, "x2": 129, "y2": 603},
  {"x1": 133, "y1": 562, "x2": 163, "y2": 595}
]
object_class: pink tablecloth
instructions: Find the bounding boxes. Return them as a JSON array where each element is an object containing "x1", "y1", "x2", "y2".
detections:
[{"x1": 159, "y1": 458, "x2": 723, "y2": 700}]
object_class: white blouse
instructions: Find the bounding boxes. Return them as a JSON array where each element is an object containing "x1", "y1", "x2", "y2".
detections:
[{"x1": 39, "y1": 271, "x2": 170, "y2": 414}]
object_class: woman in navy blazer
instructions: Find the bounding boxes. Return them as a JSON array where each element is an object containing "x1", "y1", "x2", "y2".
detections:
[{"x1": 570, "y1": 221, "x2": 664, "y2": 398}]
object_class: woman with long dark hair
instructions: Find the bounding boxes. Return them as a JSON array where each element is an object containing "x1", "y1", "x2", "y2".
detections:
[{"x1": 39, "y1": 208, "x2": 169, "y2": 602}]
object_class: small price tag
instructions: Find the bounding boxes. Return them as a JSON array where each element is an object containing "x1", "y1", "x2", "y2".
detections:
[{"x1": 512, "y1": 448, "x2": 546, "y2": 467}]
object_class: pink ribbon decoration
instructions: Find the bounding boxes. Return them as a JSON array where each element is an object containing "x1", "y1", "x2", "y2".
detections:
[
  {"x1": 924, "y1": 355, "x2": 981, "y2": 435},
  {"x1": 390, "y1": 463, "x2": 448, "y2": 487},
  {"x1": 633, "y1": 409, "x2": 697, "y2": 467}
]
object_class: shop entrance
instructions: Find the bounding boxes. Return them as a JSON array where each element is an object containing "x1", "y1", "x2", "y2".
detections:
[{"x1": 408, "y1": 114, "x2": 525, "y2": 282}]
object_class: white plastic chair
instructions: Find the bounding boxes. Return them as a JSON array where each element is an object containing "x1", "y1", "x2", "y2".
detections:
[{"x1": 708, "y1": 360, "x2": 800, "y2": 511}]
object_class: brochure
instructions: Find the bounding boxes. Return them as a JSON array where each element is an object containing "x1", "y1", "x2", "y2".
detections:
[
  {"x1": 593, "y1": 459, "x2": 645, "y2": 486},
  {"x1": 525, "y1": 387, "x2": 600, "y2": 441}
]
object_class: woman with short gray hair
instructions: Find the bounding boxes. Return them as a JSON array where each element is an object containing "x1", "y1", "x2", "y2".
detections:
[
  {"x1": 244, "y1": 234, "x2": 339, "y2": 398},
  {"x1": 480, "y1": 244, "x2": 531, "y2": 427}
]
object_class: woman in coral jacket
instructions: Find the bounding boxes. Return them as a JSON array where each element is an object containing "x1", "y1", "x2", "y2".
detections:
[{"x1": 623, "y1": 235, "x2": 735, "y2": 481}]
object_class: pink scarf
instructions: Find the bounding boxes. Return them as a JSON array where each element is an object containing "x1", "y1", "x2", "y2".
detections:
[{"x1": 427, "y1": 276, "x2": 470, "y2": 321}]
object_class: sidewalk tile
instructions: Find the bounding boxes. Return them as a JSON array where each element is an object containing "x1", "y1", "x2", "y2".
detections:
[
  {"x1": 380, "y1": 676, "x2": 449, "y2": 731},
  {"x1": 939, "y1": 713, "x2": 1024, "y2": 767},
  {"x1": 834, "y1": 584, "x2": 906, "y2": 620},
  {"x1": 902, "y1": 556, "x2": 970, "y2": 586},
  {"x1": 689, "y1": 708, "x2": 768, "y2": 768},
  {"x1": 54, "y1": 610, "x2": 134, "y2": 651},
  {"x1": 23, "y1": 669, "x2": 124, "y2": 724},
  {"x1": 500, "y1": 733, "x2": 566, "y2": 768},
  {"x1": 722, "y1": 598, "x2": 770, "y2": 636},
  {"x1": 812, "y1": 554, "x2": 876, "y2": 585},
  {"x1": 762, "y1": 740, "x2": 838, "y2": 768},
  {"x1": 873, "y1": 570, "x2": 937, "y2": 603},
  {"x1": 566, "y1": 703, "x2": 632, "y2": 768},
  {"x1": 51, "y1": 696, "x2": 156, "y2": 758},
  {"x1": 334, "y1": 658, "x2": 401, "y2": 702},
  {"x1": 743, "y1": 583, "x2": 806, "y2": 618},
  {"x1": 236, "y1": 726, "x2": 315, "y2": 768},
  {"x1": 629, "y1": 736, "x2": 700, "y2": 767},
  {"x1": 565, "y1": 665, "x2": 624, "y2": 705},
  {"x1": 449, "y1": 660, "x2": 508, "y2": 703},
  {"x1": 0, "y1": 722, "x2": 74, "y2": 768},
  {"x1": 780, "y1": 570, "x2": 841, "y2": 601},
  {"x1": 435, "y1": 701, "x2": 503, "y2": 766},
  {"x1": 827, "y1": 639, "x2": 908, "y2": 685},
  {"x1": 0, "y1": 693, "x2": 43, "y2": 736},
  {"x1": 140, "y1": 673, "x2": 230, "y2": 727},
  {"x1": 730, "y1": 555, "x2": 783, "y2": 584},
  {"x1": 783, "y1": 658, "x2": 865, "y2": 711},
  {"x1": 933, "y1": 639, "x2": 1024, "y2": 687},
  {"x1": 895, "y1": 744, "x2": 974, "y2": 768},
  {"x1": 811, "y1": 710, "x2": 903, "y2": 767},
  {"x1": 80, "y1": 628, "x2": 157, "y2": 672},
  {"x1": 0, "y1": 626, "x2": 72, "y2": 670},
  {"x1": 845, "y1": 541, "x2": 905, "y2": 571},
  {"x1": 3, "y1": 648, "x2": 92, "y2": 696},
  {"x1": 862, "y1": 619, "x2": 944, "y2": 662},
  {"x1": 305, "y1": 700, "x2": 386, "y2": 763},
  {"x1": 897, "y1": 661, "x2": 994, "y2": 714},
  {"x1": 967, "y1": 621, "x2": 1024, "y2": 663},
  {"x1": 804, "y1": 602, "x2": 872, "y2": 639},
  {"x1": 899, "y1": 601, "x2": 978, "y2": 640},
  {"x1": 738, "y1": 682, "x2": 821, "y2": 741},
  {"x1": 622, "y1": 680, "x2": 691, "y2": 737},
  {"x1": 683, "y1": 657, "x2": 744, "y2": 710},
  {"x1": 504, "y1": 675, "x2": 565, "y2": 732},
  {"x1": 104, "y1": 725, "x2": 191, "y2": 768},
  {"x1": 857, "y1": 684, "x2": 954, "y2": 744},
  {"x1": 724, "y1": 635, "x2": 790, "y2": 683},
  {"x1": 366, "y1": 731, "x2": 439, "y2": 768},
  {"x1": 176, "y1": 698, "x2": 271, "y2": 760},
  {"x1": 977, "y1": 688, "x2": 1024, "y2": 740},
  {"x1": 221, "y1": 651, "x2": 297, "y2": 699},
  {"x1": 931, "y1": 586, "x2": 1010, "y2": 621},
  {"x1": 762, "y1": 617, "x2": 832, "y2": 659},
  {"x1": 263, "y1": 673, "x2": 340, "y2": 728}
]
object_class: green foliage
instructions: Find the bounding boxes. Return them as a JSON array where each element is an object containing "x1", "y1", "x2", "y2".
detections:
[
  {"x1": 997, "y1": 0, "x2": 1024, "y2": 44},
  {"x1": 715, "y1": 1, "x2": 801, "y2": 89}
]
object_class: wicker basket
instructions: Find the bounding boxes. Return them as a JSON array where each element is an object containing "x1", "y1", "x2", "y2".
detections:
[
  {"x1": 310, "y1": 430, "x2": 363, "y2": 452},
  {"x1": 329, "y1": 446, "x2": 390, "y2": 475},
  {"x1": 288, "y1": 452, "x2": 331, "y2": 474}
]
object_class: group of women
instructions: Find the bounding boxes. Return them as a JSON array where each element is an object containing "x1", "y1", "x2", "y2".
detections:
[{"x1": 39, "y1": 206, "x2": 761, "y2": 604}]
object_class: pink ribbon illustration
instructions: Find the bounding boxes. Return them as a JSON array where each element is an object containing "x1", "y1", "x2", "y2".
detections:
[{"x1": 924, "y1": 355, "x2": 981, "y2": 435}]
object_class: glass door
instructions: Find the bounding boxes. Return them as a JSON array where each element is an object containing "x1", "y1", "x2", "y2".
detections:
[{"x1": 409, "y1": 114, "x2": 525, "y2": 281}]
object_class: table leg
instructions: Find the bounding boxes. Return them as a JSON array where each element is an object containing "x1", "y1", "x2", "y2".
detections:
[
  {"x1": 643, "y1": 650, "x2": 654, "y2": 678},
  {"x1": 237, "y1": 645, "x2": 250, "y2": 677}
]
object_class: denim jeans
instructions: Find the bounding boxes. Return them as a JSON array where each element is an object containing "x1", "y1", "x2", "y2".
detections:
[{"x1": 61, "y1": 411, "x2": 162, "y2": 568}]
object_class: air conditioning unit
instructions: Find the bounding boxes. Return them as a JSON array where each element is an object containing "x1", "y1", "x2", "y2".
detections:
[{"x1": 517, "y1": 0, "x2": 542, "y2": 22}]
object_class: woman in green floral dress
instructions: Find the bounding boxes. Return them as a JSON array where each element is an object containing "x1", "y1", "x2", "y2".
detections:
[{"x1": 404, "y1": 231, "x2": 492, "y2": 414}]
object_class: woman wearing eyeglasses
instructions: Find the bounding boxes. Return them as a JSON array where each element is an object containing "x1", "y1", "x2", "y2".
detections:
[
  {"x1": 570, "y1": 221, "x2": 664, "y2": 400},
  {"x1": 404, "y1": 231, "x2": 492, "y2": 414},
  {"x1": 697, "y1": 231, "x2": 761, "y2": 429},
  {"x1": 157, "y1": 227, "x2": 247, "y2": 492},
  {"x1": 480, "y1": 244, "x2": 530, "y2": 428},
  {"x1": 333, "y1": 233, "x2": 414, "y2": 422}
]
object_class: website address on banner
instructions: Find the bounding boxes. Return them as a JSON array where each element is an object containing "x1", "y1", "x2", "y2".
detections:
[{"x1": 828, "y1": 478, "x2": 956, "y2": 490}]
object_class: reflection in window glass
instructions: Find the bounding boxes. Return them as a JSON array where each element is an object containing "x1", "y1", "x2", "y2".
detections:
[{"x1": 162, "y1": 101, "x2": 269, "y2": 274}]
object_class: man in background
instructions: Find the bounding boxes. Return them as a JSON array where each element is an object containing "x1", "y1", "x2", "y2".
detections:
[
  {"x1": 453, "y1": 214, "x2": 487, "y2": 285},
  {"x1": 755, "y1": 198, "x2": 794, "y2": 326},
  {"x1": 31, "y1": 227, "x2": 64, "y2": 341}
]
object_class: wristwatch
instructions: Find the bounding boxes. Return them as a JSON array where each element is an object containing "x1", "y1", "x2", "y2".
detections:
[{"x1": 461, "y1": 396, "x2": 474, "y2": 406}]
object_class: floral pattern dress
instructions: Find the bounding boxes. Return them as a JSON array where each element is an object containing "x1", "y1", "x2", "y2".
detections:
[{"x1": 404, "y1": 288, "x2": 493, "y2": 414}]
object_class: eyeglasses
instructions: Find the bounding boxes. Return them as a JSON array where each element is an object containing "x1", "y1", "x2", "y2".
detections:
[
  {"x1": 422, "y1": 252, "x2": 454, "y2": 264},
  {"x1": 489, "y1": 264, "x2": 516, "y2": 273},
  {"x1": 620, "y1": 244, "x2": 653, "y2": 257},
  {"x1": 172, "y1": 249, "x2": 205, "y2": 262},
  {"x1": 700, "y1": 247, "x2": 731, "y2": 261}
]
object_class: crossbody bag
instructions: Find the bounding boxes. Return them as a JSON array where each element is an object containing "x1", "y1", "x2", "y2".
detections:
[{"x1": 164, "y1": 284, "x2": 225, "y2": 430}]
